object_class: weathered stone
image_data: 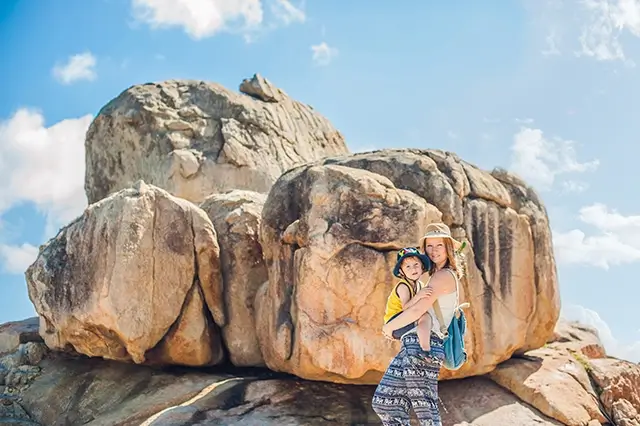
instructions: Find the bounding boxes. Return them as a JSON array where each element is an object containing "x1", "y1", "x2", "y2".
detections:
[
  {"x1": 489, "y1": 346, "x2": 607, "y2": 426},
  {"x1": 439, "y1": 377, "x2": 563, "y2": 425},
  {"x1": 25, "y1": 182, "x2": 225, "y2": 367},
  {"x1": 200, "y1": 190, "x2": 268, "y2": 367},
  {"x1": 588, "y1": 358, "x2": 640, "y2": 426},
  {"x1": 5, "y1": 365, "x2": 41, "y2": 388},
  {"x1": 255, "y1": 149, "x2": 560, "y2": 383},
  {"x1": 492, "y1": 168, "x2": 561, "y2": 352},
  {"x1": 0, "y1": 393, "x2": 38, "y2": 426},
  {"x1": 0, "y1": 317, "x2": 42, "y2": 355},
  {"x1": 239, "y1": 73, "x2": 286, "y2": 103},
  {"x1": 256, "y1": 164, "x2": 441, "y2": 384},
  {"x1": 85, "y1": 75, "x2": 348, "y2": 204},
  {"x1": 549, "y1": 319, "x2": 606, "y2": 359},
  {"x1": 1, "y1": 324, "x2": 631, "y2": 426}
]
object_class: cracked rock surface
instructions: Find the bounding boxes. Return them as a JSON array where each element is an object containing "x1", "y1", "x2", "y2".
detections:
[
  {"x1": 84, "y1": 73, "x2": 349, "y2": 205},
  {"x1": 25, "y1": 181, "x2": 225, "y2": 367},
  {"x1": 255, "y1": 149, "x2": 561, "y2": 383},
  {"x1": 199, "y1": 190, "x2": 268, "y2": 368}
]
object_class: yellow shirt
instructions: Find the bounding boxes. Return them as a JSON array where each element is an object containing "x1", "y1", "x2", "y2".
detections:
[{"x1": 383, "y1": 278, "x2": 422, "y2": 323}]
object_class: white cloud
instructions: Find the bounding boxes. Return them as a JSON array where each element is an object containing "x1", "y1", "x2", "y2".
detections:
[
  {"x1": 515, "y1": 117, "x2": 535, "y2": 124},
  {"x1": 0, "y1": 243, "x2": 38, "y2": 275},
  {"x1": 561, "y1": 304, "x2": 640, "y2": 363},
  {"x1": 52, "y1": 52, "x2": 97, "y2": 85},
  {"x1": 0, "y1": 109, "x2": 92, "y2": 237},
  {"x1": 131, "y1": 0, "x2": 304, "y2": 40},
  {"x1": 562, "y1": 180, "x2": 589, "y2": 193},
  {"x1": 271, "y1": 0, "x2": 305, "y2": 25},
  {"x1": 553, "y1": 203, "x2": 640, "y2": 268},
  {"x1": 132, "y1": 0, "x2": 263, "y2": 38},
  {"x1": 578, "y1": 0, "x2": 627, "y2": 61},
  {"x1": 532, "y1": 0, "x2": 640, "y2": 63},
  {"x1": 509, "y1": 127, "x2": 599, "y2": 191},
  {"x1": 542, "y1": 30, "x2": 561, "y2": 55},
  {"x1": 311, "y1": 42, "x2": 338, "y2": 66}
]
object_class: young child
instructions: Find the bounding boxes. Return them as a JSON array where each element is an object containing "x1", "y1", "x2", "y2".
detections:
[{"x1": 383, "y1": 247, "x2": 434, "y2": 351}]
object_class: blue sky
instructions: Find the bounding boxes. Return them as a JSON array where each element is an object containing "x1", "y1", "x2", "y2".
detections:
[{"x1": 1, "y1": 0, "x2": 639, "y2": 362}]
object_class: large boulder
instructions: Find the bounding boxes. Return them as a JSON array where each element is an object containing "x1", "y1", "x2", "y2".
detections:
[
  {"x1": 84, "y1": 74, "x2": 349, "y2": 204},
  {"x1": 200, "y1": 190, "x2": 268, "y2": 367},
  {"x1": 256, "y1": 163, "x2": 441, "y2": 384},
  {"x1": 25, "y1": 181, "x2": 226, "y2": 367},
  {"x1": 256, "y1": 149, "x2": 560, "y2": 384}
]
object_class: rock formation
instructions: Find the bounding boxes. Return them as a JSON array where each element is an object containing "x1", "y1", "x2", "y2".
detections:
[
  {"x1": 13, "y1": 71, "x2": 638, "y2": 425},
  {"x1": 2, "y1": 317, "x2": 637, "y2": 426},
  {"x1": 490, "y1": 321, "x2": 640, "y2": 426},
  {"x1": 84, "y1": 74, "x2": 349, "y2": 204},
  {"x1": 25, "y1": 181, "x2": 226, "y2": 367},
  {"x1": 256, "y1": 149, "x2": 561, "y2": 383},
  {"x1": 200, "y1": 190, "x2": 268, "y2": 367}
]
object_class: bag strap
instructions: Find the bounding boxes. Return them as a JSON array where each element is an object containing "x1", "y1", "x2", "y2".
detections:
[{"x1": 433, "y1": 300, "x2": 448, "y2": 335}]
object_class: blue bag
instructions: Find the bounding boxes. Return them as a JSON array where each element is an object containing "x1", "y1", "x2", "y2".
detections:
[{"x1": 434, "y1": 301, "x2": 469, "y2": 370}]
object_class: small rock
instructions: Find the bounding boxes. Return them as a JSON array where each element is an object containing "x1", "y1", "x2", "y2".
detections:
[
  {"x1": 0, "y1": 317, "x2": 42, "y2": 355},
  {"x1": 23, "y1": 342, "x2": 48, "y2": 366},
  {"x1": 5, "y1": 365, "x2": 41, "y2": 388},
  {"x1": 0, "y1": 349, "x2": 27, "y2": 370},
  {"x1": 0, "y1": 393, "x2": 33, "y2": 423},
  {"x1": 239, "y1": 73, "x2": 286, "y2": 103}
]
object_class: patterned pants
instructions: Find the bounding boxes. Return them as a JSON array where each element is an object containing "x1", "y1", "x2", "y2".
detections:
[{"x1": 371, "y1": 332, "x2": 445, "y2": 426}]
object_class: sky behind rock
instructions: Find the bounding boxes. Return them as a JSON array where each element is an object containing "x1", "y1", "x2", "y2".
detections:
[{"x1": 1, "y1": 0, "x2": 639, "y2": 362}]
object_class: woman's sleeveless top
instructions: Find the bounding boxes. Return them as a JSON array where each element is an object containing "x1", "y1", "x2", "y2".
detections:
[{"x1": 428, "y1": 268, "x2": 460, "y2": 336}]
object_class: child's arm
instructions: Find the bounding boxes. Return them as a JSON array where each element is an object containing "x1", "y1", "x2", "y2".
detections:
[{"x1": 396, "y1": 283, "x2": 412, "y2": 307}]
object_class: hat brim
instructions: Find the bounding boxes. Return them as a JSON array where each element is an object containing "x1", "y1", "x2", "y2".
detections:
[
  {"x1": 420, "y1": 232, "x2": 464, "y2": 252},
  {"x1": 393, "y1": 252, "x2": 432, "y2": 278}
]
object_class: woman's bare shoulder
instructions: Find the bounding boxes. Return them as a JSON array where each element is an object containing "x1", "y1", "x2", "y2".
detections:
[{"x1": 430, "y1": 269, "x2": 457, "y2": 293}]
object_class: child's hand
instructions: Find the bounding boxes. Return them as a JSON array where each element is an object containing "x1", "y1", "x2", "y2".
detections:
[{"x1": 418, "y1": 286, "x2": 433, "y2": 299}]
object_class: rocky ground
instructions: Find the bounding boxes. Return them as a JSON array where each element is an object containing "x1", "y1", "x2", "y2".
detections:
[{"x1": 1, "y1": 318, "x2": 637, "y2": 426}]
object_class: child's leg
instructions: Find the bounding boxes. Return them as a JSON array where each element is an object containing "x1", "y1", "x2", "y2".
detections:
[{"x1": 417, "y1": 312, "x2": 432, "y2": 351}]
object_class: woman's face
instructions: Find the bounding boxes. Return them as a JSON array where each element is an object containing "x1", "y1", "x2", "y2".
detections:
[
  {"x1": 400, "y1": 256, "x2": 423, "y2": 281},
  {"x1": 424, "y1": 237, "x2": 447, "y2": 266}
]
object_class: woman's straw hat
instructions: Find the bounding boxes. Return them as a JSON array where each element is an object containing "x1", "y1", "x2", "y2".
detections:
[{"x1": 419, "y1": 223, "x2": 465, "y2": 252}]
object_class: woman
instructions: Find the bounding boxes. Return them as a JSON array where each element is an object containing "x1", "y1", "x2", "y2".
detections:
[{"x1": 372, "y1": 222, "x2": 465, "y2": 426}]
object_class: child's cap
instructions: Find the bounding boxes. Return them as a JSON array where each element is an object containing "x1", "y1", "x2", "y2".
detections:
[{"x1": 393, "y1": 247, "x2": 432, "y2": 278}]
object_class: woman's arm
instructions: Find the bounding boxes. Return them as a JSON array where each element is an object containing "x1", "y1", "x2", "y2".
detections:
[{"x1": 382, "y1": 271, "x2": 454, "y2": 335}]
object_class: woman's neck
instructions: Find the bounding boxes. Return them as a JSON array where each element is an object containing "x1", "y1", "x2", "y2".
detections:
[{"x1": 434, "y1": 261, "x2": 447, "y2": 271}]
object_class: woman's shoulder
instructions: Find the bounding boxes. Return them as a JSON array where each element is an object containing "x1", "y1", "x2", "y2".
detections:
[{"x1": 430, "y1": 268, "x2": 457, "y2": 292}]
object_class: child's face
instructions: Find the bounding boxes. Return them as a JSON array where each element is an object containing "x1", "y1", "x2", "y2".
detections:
[{"x1": 400, "y1": 257, "x2": 423, "y2": 281}]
